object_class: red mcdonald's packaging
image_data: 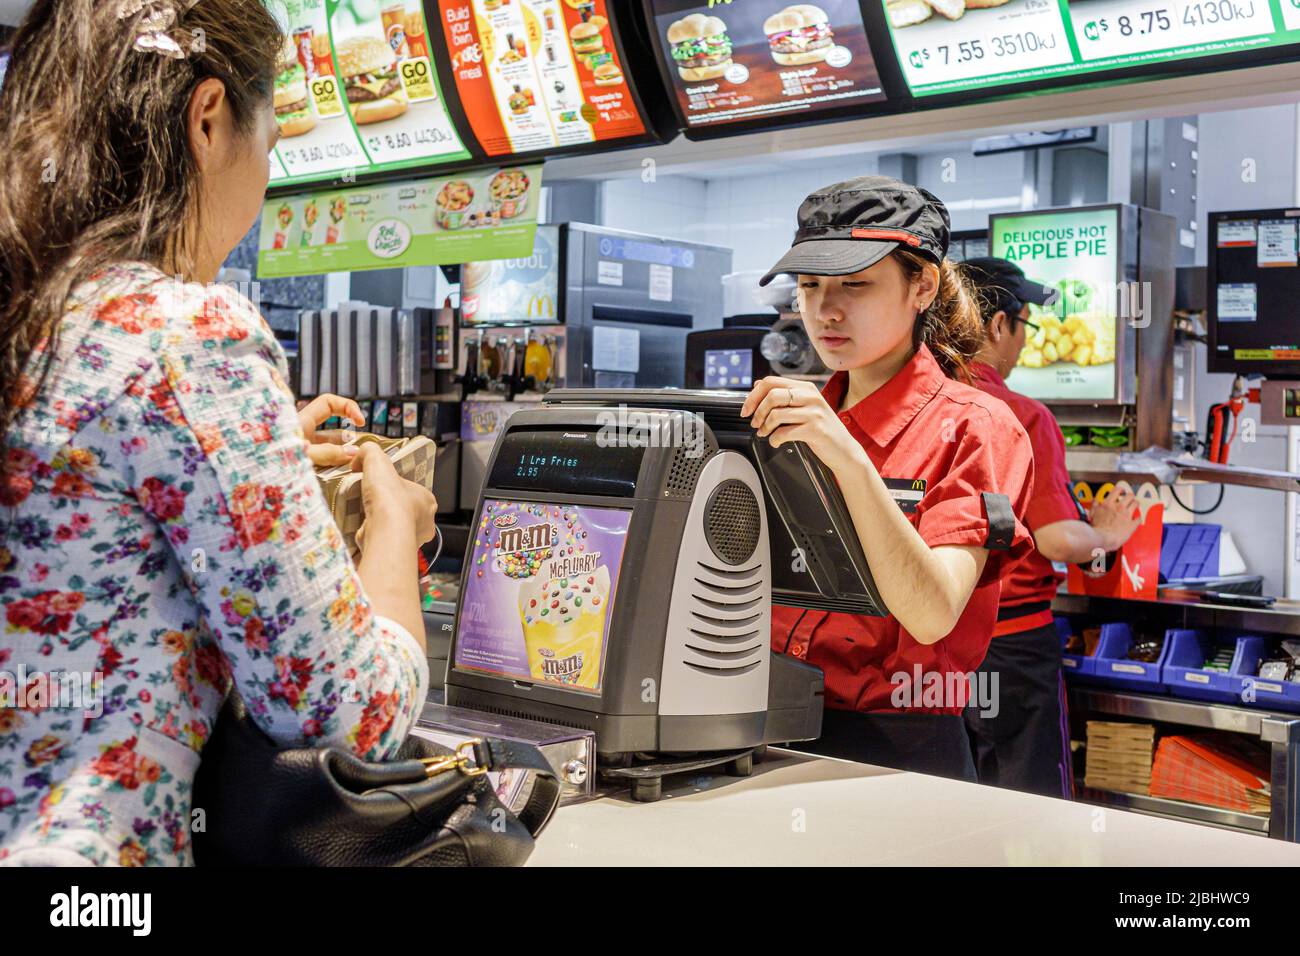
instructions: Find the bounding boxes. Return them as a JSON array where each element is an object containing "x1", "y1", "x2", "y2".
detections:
[{"x1": 1066, "y1": 480, "x2": 1163, "y2": 601}]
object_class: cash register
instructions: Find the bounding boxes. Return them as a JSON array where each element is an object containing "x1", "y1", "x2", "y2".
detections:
[{"x1": 445, "y1": 389, "x2": 885, "y2": 799}]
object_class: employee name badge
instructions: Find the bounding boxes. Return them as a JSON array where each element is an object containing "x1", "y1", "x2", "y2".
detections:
[{"x1": 882, "y1": 477, "x2": 926, "y2": 514}]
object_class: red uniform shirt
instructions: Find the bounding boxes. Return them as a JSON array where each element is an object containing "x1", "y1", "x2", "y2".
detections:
[
  {"x1": 771, "y1": 345, "x2": 1035, "y2": 715},
  {"x1": 970, "y1": 362, "x2": 1080, "y2": 633}
]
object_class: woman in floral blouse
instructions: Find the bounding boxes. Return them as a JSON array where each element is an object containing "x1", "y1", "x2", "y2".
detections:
[{"x1": 0, "y1": 1, "x2": 436, "y2": 865}]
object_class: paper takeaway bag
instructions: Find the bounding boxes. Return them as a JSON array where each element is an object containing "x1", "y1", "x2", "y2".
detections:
[{"x1": 1066, "y1": 480, "x2": 1163, "y2": 601}]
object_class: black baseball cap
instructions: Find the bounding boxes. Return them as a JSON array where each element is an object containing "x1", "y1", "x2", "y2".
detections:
[
  {"x1": 960, "y1": 257, "x2": 1057, "y2": 319},
  {"x1": 759, "y1": 175, "x2": 950, "y2": 287}
]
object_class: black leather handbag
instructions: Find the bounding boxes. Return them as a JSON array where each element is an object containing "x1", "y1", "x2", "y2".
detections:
[{"x1": 191, "y1": 694, "x2": 562, "y2": 867}]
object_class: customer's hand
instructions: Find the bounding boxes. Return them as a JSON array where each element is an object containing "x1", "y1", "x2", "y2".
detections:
[
  {"x1": 1089, "y1": 487, "x2": 1142, "y2": 552},
  {"x1": 297, "y1": 394, "x2": 365, "y2": 467},
  {"x1": 353, "y1": 443, "x2": 438, "y2": 553}
]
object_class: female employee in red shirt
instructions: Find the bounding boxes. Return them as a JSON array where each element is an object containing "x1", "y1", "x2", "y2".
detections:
[
  {"x1": 960, "y1": 257, "x2": 1141, "y2": 797},
  {"x1": 743, "y1": 176, "x2": 1036, "y2": 782}
]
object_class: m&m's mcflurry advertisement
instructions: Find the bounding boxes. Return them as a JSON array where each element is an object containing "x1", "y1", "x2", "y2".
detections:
[{"x1": 454, "y1": 500, "x2": 631, "y2": 695}]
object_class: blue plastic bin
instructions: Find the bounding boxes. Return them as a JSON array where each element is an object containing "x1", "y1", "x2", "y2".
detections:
[
  {"x1": 1163, "y1": 630, "x2": 1257, "y2": 705},
  {"x1": 1239, "y1": 642, "x2": 1300, "y2": 714},
  {"x1": 1084, "y1": 622, "x2": 1170, "y2": 694},
  {"x1": 1055, "y1": 616, "x2": 1096, "y2": 678},
  {"x1": 1160, "y1": 524, "x2": 1221, "y2": 582}
]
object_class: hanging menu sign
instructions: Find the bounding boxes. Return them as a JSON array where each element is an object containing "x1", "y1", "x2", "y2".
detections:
[
  {"x1": 650, "y1": 0, "x2": 887, "y2": 128},
  {"x1": 438, "y1": 0, "x2": 648, "y2": 156},
  {"x1": 257, "y1": 163, "x2": 543, "y2": 277},
  {"x1": 882, "y1": 0, "x2": 1300, "y2": 98},
  {"x1": 268, "y1": 0, "x2": 470, "y2": 188}
]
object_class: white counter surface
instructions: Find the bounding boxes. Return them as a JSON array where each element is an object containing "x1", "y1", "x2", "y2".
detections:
[{"x1": 530, "y1": 750, "x2": 1300, "y2": 866}]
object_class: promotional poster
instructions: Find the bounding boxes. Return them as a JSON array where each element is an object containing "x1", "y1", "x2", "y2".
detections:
[
  {"x1": 993, "y1": 207, "x2": 1121, "y2": 402},
  {"x1": 461, "y1": 224, "x2": 561, "y2": 324},
  {"x1": 439, "y1": 0, "x2": 647, "y2": 155},
  {"x1": 268, "y1": 0, "x2": 470, "y2": 188},
  {"x1": 257, "y1": 163, "x2": 542, "y2": 277},
  {"x1": 454, "y1": 500, "x2": 632, "y2": 694},
  {"x1": 652, "y1": 0, "x2": 886, "y2": 128}
]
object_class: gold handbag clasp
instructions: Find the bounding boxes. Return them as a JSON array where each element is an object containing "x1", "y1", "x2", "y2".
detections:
[{"x1": 420, "y1": 739, "x2": 489, "y2": 779}]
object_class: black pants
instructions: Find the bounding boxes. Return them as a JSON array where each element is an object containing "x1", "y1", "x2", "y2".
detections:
[
  {"x1": 963, "y1": 621, "x2": 1073, "y2": 798},
  {"x1": 790, "y1": 709, "x2": 978, "y2": 782}
]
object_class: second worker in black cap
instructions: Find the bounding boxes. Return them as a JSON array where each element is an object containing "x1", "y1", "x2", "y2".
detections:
[
  {"x1": 960, "y1": 257, "x2": 1141, "y2": 798},
  {"x1": 742, "y1": 176, "x2": 1037, "y2": 781}
]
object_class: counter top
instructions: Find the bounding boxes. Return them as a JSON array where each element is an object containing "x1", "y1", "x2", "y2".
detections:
[{"x1": 529, "y1": 750, "x2": 1300, "y2": 866}]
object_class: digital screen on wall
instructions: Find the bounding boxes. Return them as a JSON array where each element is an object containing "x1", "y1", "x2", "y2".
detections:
[
  {"x1": 991, "y1": 207, "x2": 1121, "y2": 402},
  {"x1": 266, "y1": 0, "x2": 471, "y2": 189},
  {"x1": 436, "y1": 0, "x2": 651, "y2": 157},
  {"x1": 881, "y1": 0, "x2": 1300, "y2": 98},
  {"x1": 648, "y1": 0, "x2": 887, "y2": 130},
  {"x1": 461, "y1": 223, "x2": 561, "y2": 324},
  {"x1": 1208, "y1": 208, "x2": 1300, "y2": 375}
]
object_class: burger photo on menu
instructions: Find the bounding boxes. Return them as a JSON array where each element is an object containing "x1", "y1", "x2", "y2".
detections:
[
  {"x1": 764, "y1": 5, "x2": 835, "y2": 64},
  {"x1": 274, "y1": 37, "x2": 317, "y2": 137},
  {"x1": 667, "y1": 13, "x2": 733, "y2": 80},
  {"x1": 569, "y1": 20, "x2": 606, "y2": 68},
  {"x1": 654, "y1": 0, "x2": 884, "y2": 128},
  {"x1": 337, "y1": 35, "x2": 410, "y2": 125},
  {"x1": 593, "y1": 62, "x2": 624, "y2": 86}
]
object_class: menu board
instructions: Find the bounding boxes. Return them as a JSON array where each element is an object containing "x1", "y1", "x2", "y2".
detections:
[
  {"x1": 267, "y1": 0, "x2": 470, "y2": 188},
  {"x1": 258, "y1": 163, "x2": 542, "y2": 277},
  {"x1": 461, "y1": 225, "x2": 561, "y2": 324},
  {"x1": 881, "y1": 0, "x2": 1300, "y2": 98},
  {"x1": 437, "y1": 0, "x2": 648, "y2": 156},
  {"x1": 1209, "y1": 209, "x2": 1300, "y2": 373},
  {"x1": 454, "y1": 500, "x2": 631, "y2": 695},
  {"x1": 649, "y1": 0, "x2": 887, "y2": 128},
  {"x1": 993, "y1": 207, "x2": 1122, "y2": 402}
]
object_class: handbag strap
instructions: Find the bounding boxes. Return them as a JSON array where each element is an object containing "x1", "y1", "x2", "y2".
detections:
[
  {"x1": 426, "y1": 736, "x2": 563, "y2": 838},
  {"x1": 481, "y1": 737, "x2": 563, "y2": 838}
]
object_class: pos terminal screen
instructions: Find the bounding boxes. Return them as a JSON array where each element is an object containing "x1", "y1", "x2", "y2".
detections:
[{"x1": 489, "y1": 427, "x2": 646, "y2": 497}]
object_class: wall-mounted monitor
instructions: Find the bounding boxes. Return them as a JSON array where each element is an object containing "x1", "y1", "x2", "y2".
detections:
[
  {"x1": 434, "y1": 0, "x2": 670, "y2": 160},
  {"x1": 1208, "y1": 207, "x2": 1300, "y2": 377},
  {"x1": 878, "y1": 0, "x2": 1300, "y2": 101},
  {"x1": 266, "y1": 0, "x2": 473, "y2": 191},
  {"x1": 990, "y1": 205, "x2": 1130, "y2": 404},
  {"x1": 644, "y1": 0, "x2": 892, "y2": 139}
]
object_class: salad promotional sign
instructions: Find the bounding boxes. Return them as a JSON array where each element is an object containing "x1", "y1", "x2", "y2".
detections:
[
  {"x1": 257, "y1": 163, "x2": 542, "y2": 277},
  {"x1": 438, "y1": 0, "x2": 647, "y2": 156},
  {"x1": 454, "y1": 500, "x2": 631, "y2": 694},
  {"x1": 882, "y1": 0, "x2": 1300, "y2": 97},
  {"x1": 993, "y1": 207, "x2": 1121, "y2": 402},
  {"x1": 267, "y1": 0, "x2": 470, "y2": 188},
  {"x1": 651, "y1": 0, "x2": 886, "y2": 128}
]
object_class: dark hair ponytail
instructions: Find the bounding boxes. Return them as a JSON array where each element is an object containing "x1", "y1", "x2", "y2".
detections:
[
  {"x1": 0, "y1": 0, "x2": 282, "y2": 450},
  {"x1": 893, "y1": 249, "x2": 983, "y2": 382}
]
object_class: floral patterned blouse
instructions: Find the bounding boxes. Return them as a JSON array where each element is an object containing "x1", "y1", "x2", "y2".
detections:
[{"x1": 0, "y1": 262, "x2": 429, "y2": 866}]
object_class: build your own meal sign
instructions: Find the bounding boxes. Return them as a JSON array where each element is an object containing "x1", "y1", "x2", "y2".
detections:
[
  {"x1": 257, "y1": 163, "x2": 542, "y2": 277},
  {"x1": 993, "y1": 207, "x2": 1121, "y2": 403}
]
